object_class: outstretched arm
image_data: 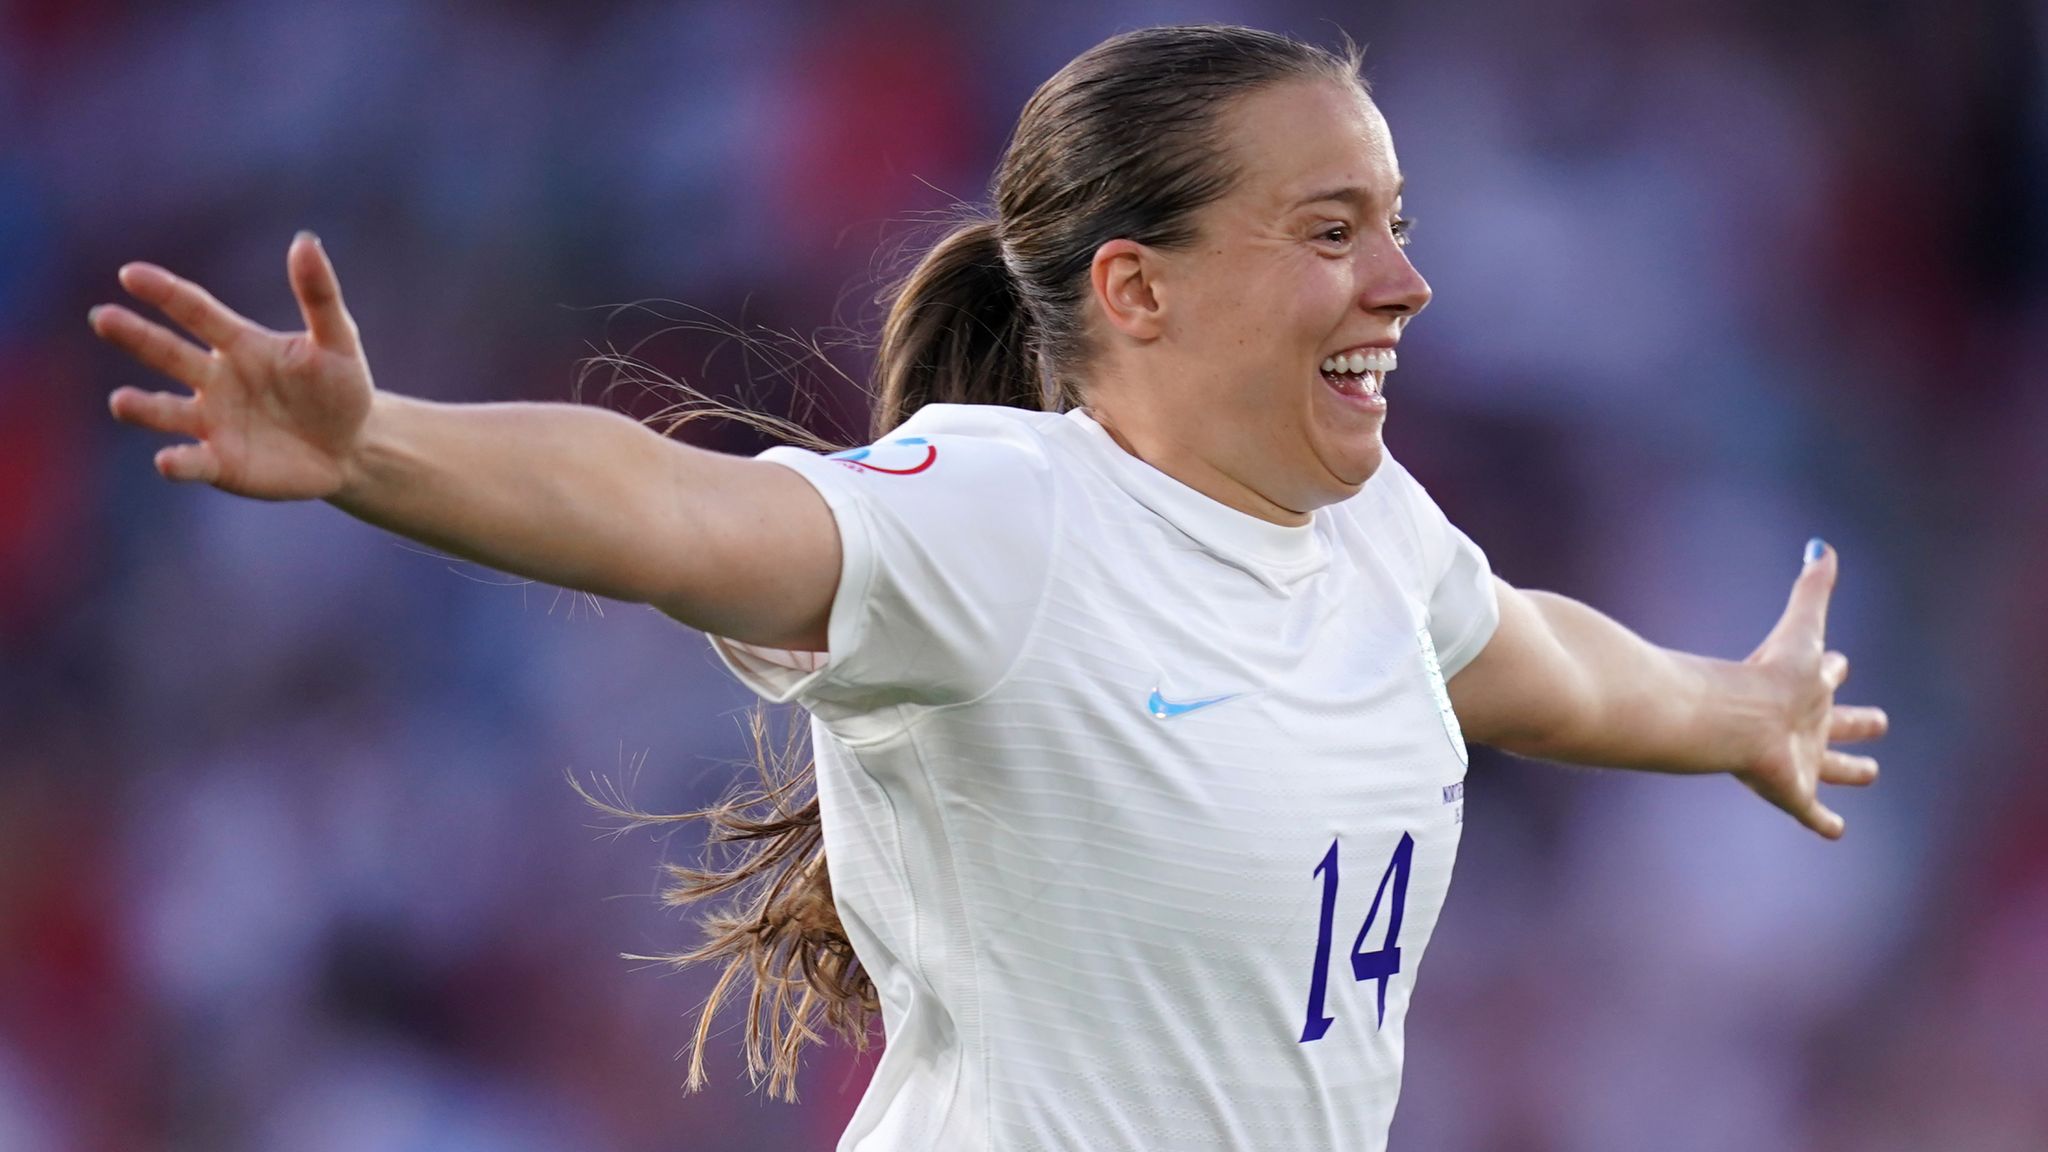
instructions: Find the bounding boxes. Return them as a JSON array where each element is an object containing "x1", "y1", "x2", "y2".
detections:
[
  {"x1": 1446, "y1": 541, "x2": 1889, "y2": 839},
  {"x1": 90, "y1": 232, "x2": 838, "y2": 650}
]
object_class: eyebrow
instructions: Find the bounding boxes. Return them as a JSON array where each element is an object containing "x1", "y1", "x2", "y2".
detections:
[{"x1": 1289, "y1": 177, "x2": 1405, "y2": 211}]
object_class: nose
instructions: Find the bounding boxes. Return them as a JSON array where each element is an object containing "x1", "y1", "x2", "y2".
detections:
[{"x1": 1362, "y1": 239, "x2": 1431, "y2": 319}]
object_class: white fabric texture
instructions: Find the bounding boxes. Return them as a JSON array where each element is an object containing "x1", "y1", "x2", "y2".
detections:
[{"x1": 713, "y1": 403, "x2": 1500, "y2": 1152}]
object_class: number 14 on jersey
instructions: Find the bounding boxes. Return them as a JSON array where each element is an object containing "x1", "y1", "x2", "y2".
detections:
[{"x1": 1300, "y1": 833, "x2": 1415, "y2": 1043}]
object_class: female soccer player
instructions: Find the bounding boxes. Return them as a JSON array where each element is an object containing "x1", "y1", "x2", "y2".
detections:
[{"x1": 88, "y1": 25, "x2": 1885, "y2": 1152}]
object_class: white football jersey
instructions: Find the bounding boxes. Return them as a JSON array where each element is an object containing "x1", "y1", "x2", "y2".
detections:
[{"x1": 715, "y1": 404, "x2": 1499, "y2": 1152}]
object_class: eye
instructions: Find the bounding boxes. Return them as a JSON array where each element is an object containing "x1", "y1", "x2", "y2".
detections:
[
  {"x1": 1390, "y1": 215, "x2": 1415, "y2": 248},
  {"x1": 1316, "y1": 223, "x2": 1353, "y2": 247}
]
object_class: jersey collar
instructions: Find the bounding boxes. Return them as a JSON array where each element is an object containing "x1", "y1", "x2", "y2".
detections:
[{"x1": 1061, "y1": 408, "x2": 1330, "y2": 589}]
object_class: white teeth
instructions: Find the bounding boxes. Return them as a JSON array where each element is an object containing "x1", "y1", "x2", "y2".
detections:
[{"x1": 1321, "y1": 348, "x2": 1399, "y2": 377}]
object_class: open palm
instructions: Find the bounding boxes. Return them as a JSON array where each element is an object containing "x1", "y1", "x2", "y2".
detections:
[
  {"x1": 1736, "y1": 542, "x2": 1890, "y2": 839},
  {"x1": 89, "y1": 232, "x2": 373, "y2": 501}
]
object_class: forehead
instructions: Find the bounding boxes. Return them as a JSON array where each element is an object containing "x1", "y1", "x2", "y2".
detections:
[{"x1": 1213, "y1": 79, "x2": 1401, "y2": 214}]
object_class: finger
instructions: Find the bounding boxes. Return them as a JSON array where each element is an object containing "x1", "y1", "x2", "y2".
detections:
[
  {"x1": 88, "y1": 304, "x2": 213, "y2": 388},
  {"x1": 1828, "y1": 705, "x2": 1889, "y2": 744},
  {"x1": 1771, "y1": 538, "x2": 1837, "y2": 652},
  {"x1": 1820, "y1": 750, "x2": 1879, "y2": 787},
  {"x1": 153, "y1": 442, "x2": 221, "y2": 485},
  {"x1": 116, "y1": 262, "x2": 255, "y2": 351},
  {"x1": 288, "y1": 232, "x2": 361, "y2": 356},
  {"x1": 109, "y1": 386, "x2": 204, "y2": 438},
  {"x1": 1822, "y1": 650, "x2": 1850, "y2": 690},
  {"x1": 1793, "y1": 797, "x2": 1846, "y2": 840}
]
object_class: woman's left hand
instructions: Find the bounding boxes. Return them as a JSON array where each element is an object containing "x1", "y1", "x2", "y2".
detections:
[{"x1": 1735, "y1": 540, "x2": 1889, "y2": 839}]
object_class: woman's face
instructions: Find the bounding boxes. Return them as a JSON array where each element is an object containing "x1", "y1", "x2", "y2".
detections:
[{"x1": 1102, "y1": 78, "x2": 1431, "y2": 520}]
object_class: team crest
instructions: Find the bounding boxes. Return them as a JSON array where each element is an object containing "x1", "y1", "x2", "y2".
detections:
[{"x1": 1415, "y1": 625, "x2": 1468, "y2": 768}]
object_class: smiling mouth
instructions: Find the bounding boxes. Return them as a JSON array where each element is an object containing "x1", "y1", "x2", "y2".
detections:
[{"x1": 1320, "y1": 347, "x2": 1395, "y2": 400}]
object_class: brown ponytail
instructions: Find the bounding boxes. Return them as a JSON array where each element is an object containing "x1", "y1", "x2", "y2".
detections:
[
  {"x1": 871, "y1": 217, "x2": 1051, "y2": 436},
  {"x1": 572, "y1": 712, "x2": 866, "y2": 1101},
  {"x1": 586, "y1": 215, "x2": 1055, "y2": 1102},
  {"x1": 593, "y1": 23, "x2": 1367, "y2": 1102}
]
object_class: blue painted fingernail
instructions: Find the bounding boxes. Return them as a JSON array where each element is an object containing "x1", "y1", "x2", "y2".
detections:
[{"x1": 1804, "y1": 538, "x2": 1826, "y2": 565}]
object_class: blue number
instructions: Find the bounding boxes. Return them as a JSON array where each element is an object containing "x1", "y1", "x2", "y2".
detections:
[
  {"x1": 1299, "y1": 840, "x2": 1341, "y2": 1042},
  {"x1": 1350, "y1": 832, "x2": 1414, "y2": 1027},
  {"x1": 1299, "y1": 832, "x2": 1416, "y2": 1043}
]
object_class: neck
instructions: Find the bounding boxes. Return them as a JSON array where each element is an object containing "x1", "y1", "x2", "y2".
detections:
[{"x1": 1085, "y1": 405, "x2": 1311, "y2": 527}]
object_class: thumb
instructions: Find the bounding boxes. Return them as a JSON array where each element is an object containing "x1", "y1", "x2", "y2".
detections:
[
  {"x1": 287, "y1": 231, "x2": 361, "y2": 356},
  {"x1": 1769, "y1": 537, "x2": 1836, "y2": 653}
]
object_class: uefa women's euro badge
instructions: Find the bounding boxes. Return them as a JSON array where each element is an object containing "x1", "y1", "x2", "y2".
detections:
[
  {"x1": 827, "y1": 437, "x2": 938, "y2": 475},
  {"x1": 1415, "y1": 625, "x2": 1468, "y2": 768}
]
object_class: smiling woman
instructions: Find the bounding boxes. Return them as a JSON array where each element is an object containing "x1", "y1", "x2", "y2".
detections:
[
  {"x1": 88, "y1": 22, "x2": 1885, "y2": 1152},
  {"x1": 1079, "y1": 75, "x2": 1429, "y2": 515}
]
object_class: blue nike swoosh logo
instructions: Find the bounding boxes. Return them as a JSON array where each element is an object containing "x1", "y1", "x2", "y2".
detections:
[{"x1": 1148, "y1": 688, "x2": 1242, "y2": 720}]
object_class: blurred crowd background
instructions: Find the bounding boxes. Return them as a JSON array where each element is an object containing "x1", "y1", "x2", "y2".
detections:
[{"x1": 4, "y1": 0, "x2": 2045, "y2": 1149}]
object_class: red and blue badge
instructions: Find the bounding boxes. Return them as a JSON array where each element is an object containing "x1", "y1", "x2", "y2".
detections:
[{"x1": 828, "y1": 436, "x2": 937, "y2": 475}]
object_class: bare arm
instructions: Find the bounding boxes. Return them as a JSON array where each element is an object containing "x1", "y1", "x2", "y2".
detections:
[
  {"x1": 90, "y1": 232, "x2": 837, "y2": 650},
  {"x1": 334, "y1": 396, "x2": 837, "y2": 647},
  {"x1": 1447, "y1": 544, "x2": 1889, "y2": 838}
]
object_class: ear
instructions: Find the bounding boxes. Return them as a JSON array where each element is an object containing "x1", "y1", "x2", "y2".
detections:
[{"x1": 1088, "y1": 238, "x2": 1168, "y2": 342}]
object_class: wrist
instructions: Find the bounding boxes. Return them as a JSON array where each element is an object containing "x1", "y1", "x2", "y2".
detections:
[{"x1": 331, "y1": 389, "x2": 412, "y2": 512}]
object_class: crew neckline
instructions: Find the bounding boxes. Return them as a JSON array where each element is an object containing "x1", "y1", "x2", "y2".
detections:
[{"x1": 1058, "y1": 408, "x2": 1329, "y2": 585}]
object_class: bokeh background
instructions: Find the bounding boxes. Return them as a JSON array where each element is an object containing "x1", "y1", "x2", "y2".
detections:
[{"x1": 5, "y1": 0, "x2": 2045, "y2": 1148}]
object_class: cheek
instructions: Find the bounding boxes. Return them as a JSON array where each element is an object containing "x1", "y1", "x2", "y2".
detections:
[
  {"x1": 1298, "y1": 259, "x2": 1357, "y2": 326},
  {"x1": 1221, "y1": 262, "x2": 1346, "y2": 356},
  {"x1": 1253, "y1": 251, "x2": 1353, "y2": 340},
  {"x1": 1172, "y1": 250, "x2": 1349, "y2": 390}
]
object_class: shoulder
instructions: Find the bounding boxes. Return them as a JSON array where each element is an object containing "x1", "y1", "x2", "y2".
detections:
[
  {"x1": 832, "y1": 404, "x2": 1060, "y2": 480},
  {"x1": 731, "y1": 405, "x2": 1066, "y2": 715},
  {"x1": 892, "y1": 402, "x2": 1069, "y2": 439},
  {"x1": 1327, "y1": 450, "x2": 1446, "y2": 588},
  {"x1": 757, "y1": 403, "x2": 1060, "y2": 499},
  {"x1": 889, "y1": 403, "x2": 1066, "y2": 459}
]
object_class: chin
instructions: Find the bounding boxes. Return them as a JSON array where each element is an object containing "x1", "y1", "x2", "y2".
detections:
[
  {"x1": 1331, "y1": 418, "x2": 1386, "y2": 480},
  {"x1": 1306, "y1": 386, "x2": 1387, "y2": 491},
  {"x1": 1336, "y1": 443, "x2": 1385, "y2": 490},
  {"x1": 1300, "y1": 434, "x2": 1384, "y2": 510}
]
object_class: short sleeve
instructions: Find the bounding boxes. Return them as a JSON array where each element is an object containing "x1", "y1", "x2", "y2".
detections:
[
  {"x1": 1370, "y1": 454, "x2": 1501, "y2": 680},
  {"x1": 711, "y1": 416, "x2": 1057, "y2": 724}
]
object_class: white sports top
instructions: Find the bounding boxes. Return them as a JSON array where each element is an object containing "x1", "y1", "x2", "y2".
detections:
[{"x1": 715, "y1": 403, "x2": 1499, "y2": 1152}]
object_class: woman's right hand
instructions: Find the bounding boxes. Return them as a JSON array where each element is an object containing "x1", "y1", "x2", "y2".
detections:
[{"x1": 90, "y1": 232, "x2": 375, "y2": 502}]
